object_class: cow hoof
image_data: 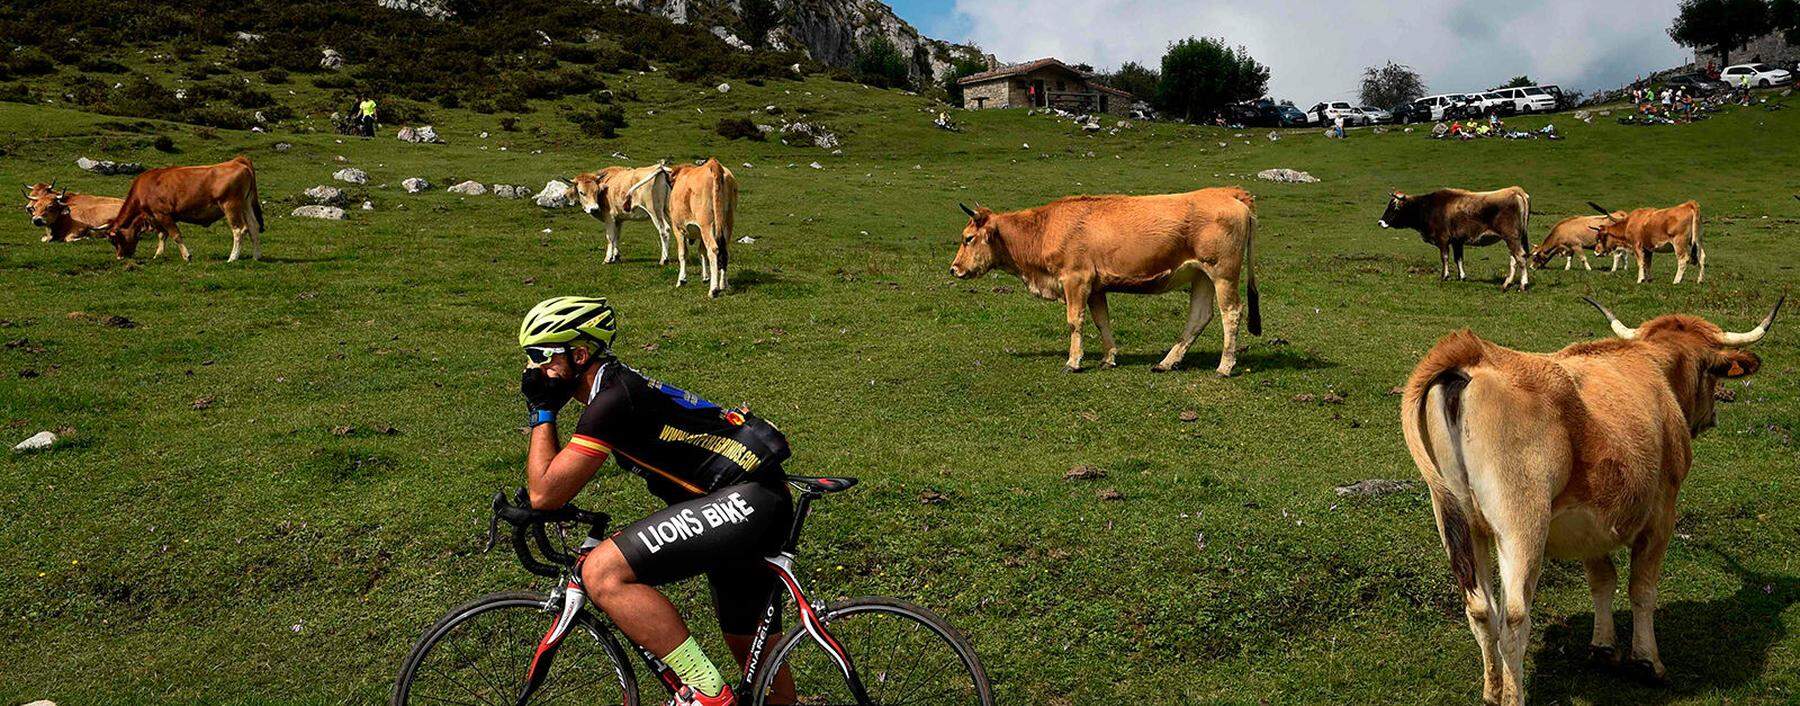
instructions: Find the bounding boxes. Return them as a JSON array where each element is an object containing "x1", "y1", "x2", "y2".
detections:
[
  {"x1": 1215, "y1": 369, "x2": 1234, "y2": 378},
  {"x1": 1586, "y1": 645, "x2": 1619, "y2": 666},
  {"x1": 708, "y1": 290, "x2": 720, "y2": 299},
  {"x1": 1064, "y1": 365, "x2": 1084, "y2": 374},
  {"x1": 1150, "y1": 364, "x2": 1174, "y2": 373},
  {"x1": 1625, "y1": 659, "x2": 1668, "y2": 686},
  {"x1": 1099, "y1": 359, "x2": 1117, "y2": 369}
]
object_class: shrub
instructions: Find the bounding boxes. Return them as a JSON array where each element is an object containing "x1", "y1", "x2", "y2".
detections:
[
  {"x1": 152, "y1": 135, "x2": 177, "y2": 152},
  {"x1": 715, "y1": 117, "x2": 764, "y2": 141},
  {"x1": 566, "y1": 105, "x2": 626, "y2": 138},
  {"x1": 0, "y1": 82, "x2": 36, "y2": 104},
  {"x1": 77, "y1": 56, "x2": 129, "y2": 73},
  {"x1": 261, "y1": 67, "x2": 289, "y2": 84},
  {"x1": 8, "y1": 49, "x2": 56, "y2": 77},
  {"x1": 435, "y1": 92, "x2": 460, "y2": 109},
  {"x1": 492, "y1": 92, "x2": 530, "y2": 113},
  {"x1": 313, "y1": 74, "x2": 356, "y2": 90},
  {"x1": 499, "y1": 116, "x2": 519, "y2": 131}
]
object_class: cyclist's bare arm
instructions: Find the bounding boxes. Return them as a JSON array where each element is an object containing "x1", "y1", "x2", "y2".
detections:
[{"x1": 526, "y1": 423, "x2": 608, "y2": 509}]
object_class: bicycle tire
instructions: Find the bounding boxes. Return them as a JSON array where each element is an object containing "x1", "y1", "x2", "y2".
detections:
[
  {"x1": 393, "y1": 590, "x2": 639, "y2": 706},
  {"x1": 750, "y1": 596, "x2": 993, "y2": 706}
]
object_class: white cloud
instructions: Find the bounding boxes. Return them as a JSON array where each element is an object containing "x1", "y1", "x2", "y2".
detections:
[{"x1": 945, "y1": 0, "x2": 1690, "y2": 102}]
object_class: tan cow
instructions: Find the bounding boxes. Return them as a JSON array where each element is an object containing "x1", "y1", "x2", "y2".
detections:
[
  {"x1": 665, "y1": 158, "x2": 736, "y2": 297},
  {"x1": 106, "y1": 155, "x2": 264, "y2": 261},
  {"x1": 23, "y1": 183, "x2": 122, "y2": 242},
  {"x1": 568, "y1": 165, "x2": 675, "y2": 268},
  {"x1": 949, "y1": 188, "x2": 1261, "y2": 375},
  {"x1": 1586, "y1": 201, "x2": 1706, "y2": 284},
  {"x1": 1401, "y1": 295, "x2": 1782, "y2": 706},
  {"x1": 1529, "y1": 214, "x2": 1622, "y2": 272}
]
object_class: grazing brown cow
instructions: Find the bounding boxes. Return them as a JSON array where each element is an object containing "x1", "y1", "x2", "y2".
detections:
[
  {"x1": 1529, "y1": 214, "x2": 1622, "y2": 272},
  {"x1": 666, "y1": 158, "x2": 736, "y2": 297},
  {"x1": 1378, "y1": 187, "x2": 1533, "y2": 290},
  {"x1": 106, "y1": 155, "x2": 265, "y2": 261},
  {"x1": 1586, "y1": 201, "x2": 1705, "y2": 284},
  {"x1": 568, "y1": 164, "x2": 675, "y2": 267},
  {"x1": 949, "y1": 188, "x2": 1262, "y2": 375},
  {"x1": 22, "y1": 183, "x2": 122, "y2": 242},
  {"x1": 1401, "y1": 295, "x2": 1782, "y2": 706}
]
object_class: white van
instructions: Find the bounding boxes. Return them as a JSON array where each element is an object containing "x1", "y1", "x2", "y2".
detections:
[{"x1": 1491, "y1": 86, "x2": 1559, "y2": 114}]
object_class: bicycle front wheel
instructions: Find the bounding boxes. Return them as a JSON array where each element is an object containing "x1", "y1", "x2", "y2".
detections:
[
  {"x1": 393, "y1": 590, "x2": 639, "y2": 706},
  {"x1": 751, "y1": 596, "x2": 992, "y2": 706}
]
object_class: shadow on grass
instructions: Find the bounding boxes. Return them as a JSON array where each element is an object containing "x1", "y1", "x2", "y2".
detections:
[
  {"x1": 1530, "y1": 546, "x2": 1798, "y2": 705},
  {"x1": 1009, "y1": 344, "x2": 1337, "y2": 373}
]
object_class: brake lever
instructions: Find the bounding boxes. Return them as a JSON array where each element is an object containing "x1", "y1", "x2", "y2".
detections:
[{"x1": 483, "y1": 491, "x2": 505, "y2": 553}]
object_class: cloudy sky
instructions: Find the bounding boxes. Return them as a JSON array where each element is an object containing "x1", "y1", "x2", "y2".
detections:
[{"x1": 890, "y1": 0, "x2": 1693, "y2": 102}]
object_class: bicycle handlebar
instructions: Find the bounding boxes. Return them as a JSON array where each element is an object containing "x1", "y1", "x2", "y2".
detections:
[{"x1": 486, "y1": 489, "x2": 611, "y2": 579}]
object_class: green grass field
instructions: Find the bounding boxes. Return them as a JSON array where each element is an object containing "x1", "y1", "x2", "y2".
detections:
[{"x1": 2, "y1": 65, "x2": 1798, "y2": 705}]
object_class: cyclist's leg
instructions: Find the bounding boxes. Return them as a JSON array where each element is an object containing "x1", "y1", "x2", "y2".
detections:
[
  {"x1": 581, "y1": 541, "x2": 689, "y2": 655},
  {"x1": 714, "y1": 562, "x2": 798, "y2": 705}
]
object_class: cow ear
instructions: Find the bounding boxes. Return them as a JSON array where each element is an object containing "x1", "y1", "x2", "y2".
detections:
[{"x1": 1710, "y1": 350, "x2": 1760, "y2": 378}]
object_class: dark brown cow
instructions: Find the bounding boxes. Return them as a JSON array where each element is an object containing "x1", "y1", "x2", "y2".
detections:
[
  {"x1": 1402, "y1": 296, "x2": 1782, "y2": 705},
  {"x1": 22, "y1": 183, "x2": 122, "y2": 243},
  {"x1": 1378, "y1": 187, "x2": 1533, "y2": 290},
  {"x1": 106, "y1": 155, "x2": 265, "y2": 261},
  {"x1": 1586, "y1": 201, "x2": 1705, "y2": 284},
  {"x1": 948, "y1": 188, "x2": 1261, "y2": 375}
]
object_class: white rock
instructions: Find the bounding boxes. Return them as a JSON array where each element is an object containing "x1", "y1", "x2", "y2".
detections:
[
  {"x1": 332, "y1": 167, "x2": 368, "y2": 184},
  {"x1": 717, "y1": 83, "x2": 731, "y2": 93},
  {"x1": 1256, "y1": 168, "x2": 1320, "y2": 184},
  {"x1": 808, "y1": 162, "x2": 823, "y2": 169},
  {"x1": 447, "y1": 180, "x2": 486, "y2": 195},
  {"x1": 534, "y1": 181, "x2": 572, "y2": 208},
  {"x1": 319, "y1": 48, "x2": 344, "y2": 70},
  {"x1": 361, "y1": 201, "x2": 374, "y2": 210},
  {"x1": 13, "y1": 431, "x2": 56, "y2": 452},
  {"x1": 303, "y1": 185, "x2": 346, "y2": 206},
  {"x1": 291, "y1": 205, "x2": 347, "y2": 220},
  {"x1": 401, "y1": 177, "x2": 430, "y2": 193},
  {"x1": 737, "y1": 236, "x2": 756, "y2": 244}
]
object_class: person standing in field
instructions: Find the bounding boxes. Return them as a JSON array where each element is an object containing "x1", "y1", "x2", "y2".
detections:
[{"x1": 358, "y1": 96, "x2": 379, "y2": 138}]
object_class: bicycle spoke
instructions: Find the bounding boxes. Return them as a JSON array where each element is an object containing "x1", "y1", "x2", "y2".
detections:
[{"x1": 423, "y1": 660, "x2": 500, "y2": 706}]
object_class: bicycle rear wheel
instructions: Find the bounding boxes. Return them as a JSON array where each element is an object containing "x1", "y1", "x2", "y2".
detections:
[
  {"x1": 750, "y1": 596, "x2": 992, "y2": 706},
  {"x1": 393, "y1": 590, "x2": 639, "y2": 706}
]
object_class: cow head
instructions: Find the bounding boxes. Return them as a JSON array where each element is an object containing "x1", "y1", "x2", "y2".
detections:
[
  {"x1": 1584, "y1": 295, "x2": 1782, "y2": 435},
  {"x1": 1377, "y1": 191, "x2": 1416, "y2": 229},
  {"x1": 103, "y1": 211, "x2": 149, "y2": 258},
  {"x1": 949, "y1": 203, "x2": 999, "y2": 279},
  {"x1": 23, "y1": 183, "x2": 68, "y2": 234},
  {"x1": 1586, "y1": 202, "x2": 1626, "y2": 255},
  {"x1": 569, "y1": 172, "x2": 607, "y2": 217}
]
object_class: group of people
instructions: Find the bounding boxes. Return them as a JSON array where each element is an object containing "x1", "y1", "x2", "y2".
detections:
[{"x1": 1430, "y1": 114, "x2": 1562, "y2": 141}]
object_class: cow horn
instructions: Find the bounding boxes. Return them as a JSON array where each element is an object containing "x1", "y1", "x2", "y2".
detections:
[
  {"x1": 1719, "y1": 295, "x2": 1784, "y2": 347},
  {"x1": 1586, "y1": 201, "x2": 1616, "y2": 219},
  {"x1": 1581, "y1": 296, "x2": 1639, "y2": 340},
  {"x1": 20, "y1": 184, "x2": 30, "y2": 199},
  {"x1": 959, "y1": 202, "x2": 977, "y2": 218}
]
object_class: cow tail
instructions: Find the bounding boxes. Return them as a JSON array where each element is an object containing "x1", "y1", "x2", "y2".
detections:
[
  {"x1": 1244, "y1": 202, "x2": 1261, "y2": 337},
  {"x1": 252, "y1": 185, "x2": 266, "y2": 232},
  {"x1": 1515, "y1": 190, "x2": 1531, "y2": 251},
  {"x1": 711, "y1": 159, "x2": 730, "y2": 277},
  {"x1": 1401, "y1": 332, "x2": 1483, "y2": 593}
]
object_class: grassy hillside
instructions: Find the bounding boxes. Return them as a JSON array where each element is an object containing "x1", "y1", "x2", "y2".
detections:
[{"x1": 2, "y1": 51, "x2": 1798, "y2": 705}]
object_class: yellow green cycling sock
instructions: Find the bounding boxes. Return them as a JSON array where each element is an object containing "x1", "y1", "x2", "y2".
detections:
[{"x1": 661, "y1": 635, "x2": 725, "y2": 697}]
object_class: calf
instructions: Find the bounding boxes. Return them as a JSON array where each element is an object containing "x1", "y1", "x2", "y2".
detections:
[
  {"x1": 1587, "y1": 201, "x2": 1705, "y2": 284},
  {"x1": 23, "y1": 183, "x2": 122, "y2": 242},
  {"x1": 1401, "y1": 295, "x2": 1781, "y2": 705},
  {"x1": 665, "y1": 158, "x2": 736, "y2": 297},
  {"x1": 1379, "y1": 187, "x2": 1533, "y2": 290},
  {"x1": 568, "y1": 165, "x2": 675, "y2": 267},
  {"x1": 106, "y1": 155, "x2": 265, "y2": 261},
  {"x1": 1529, "y1": 214, "x2": 1622, "y2": 272},
  {"x1": 949, "y1": 188, "x2": 1262, "y2": 375}
]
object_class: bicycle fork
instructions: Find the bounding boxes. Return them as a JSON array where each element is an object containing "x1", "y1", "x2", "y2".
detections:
[
  {"x1": 765, "y1": 554, "x2": 875, "y2": 706},
  {"x1": 517, "y1": 578, "x2": 588, "y2": 706}
]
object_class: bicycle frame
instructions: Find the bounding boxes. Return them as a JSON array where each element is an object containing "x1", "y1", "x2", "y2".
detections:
[{"x1": 519, "y1": 488, "x2": 875, "y2": 706}]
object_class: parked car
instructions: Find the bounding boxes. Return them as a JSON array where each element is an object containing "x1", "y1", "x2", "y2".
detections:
[
  {"x1": 1358, "y1": 105, "x2": 1393, "y2": 124},
  {"x1": 1489, "y1": 86, "x2": 1559, "y2": 114},
  {"x1": 1392, "y1": 101, "x2": 1432, "y2": 124},
  {"x1": 1272, "y1": 103, "x2": 1308, "y2": 127},
  {"x1": 1539, "y1": 84, "x2": 1568, "y2": 109},
  {"x1": 1307, "y1": 101, "x2": 1366, "y2": 126},
  {"x1": 1469, "y1": 91, "x2": 1516, "y2": 116},
  {"x1": 1721, "y1": 63, "x2": 1793, "y2": 88},
  {"x1": 1408, "y1": 93, "x2": 1479, "y2": 121},
  {"x1": 1663, "y1": 74, "x2": 1729, "y2": 95}
]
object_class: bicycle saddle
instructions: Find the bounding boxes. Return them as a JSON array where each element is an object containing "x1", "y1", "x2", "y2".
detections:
[{"x1": 786, "y1": 475, "x2": 858, "y2": 493}]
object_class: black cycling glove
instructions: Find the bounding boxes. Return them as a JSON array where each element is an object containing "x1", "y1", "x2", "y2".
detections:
[{"x1": 520, "y1": 367, "x2": 577, "y2": 414}]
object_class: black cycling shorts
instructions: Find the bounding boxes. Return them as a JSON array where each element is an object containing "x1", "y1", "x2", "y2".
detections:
[{"x1": 615, "y1": 480, "x2": 793, "y2": 634}]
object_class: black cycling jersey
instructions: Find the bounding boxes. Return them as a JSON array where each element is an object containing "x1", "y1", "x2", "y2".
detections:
[{"x1": 566, "y1": 361, "x2": 790, "y2": 503}]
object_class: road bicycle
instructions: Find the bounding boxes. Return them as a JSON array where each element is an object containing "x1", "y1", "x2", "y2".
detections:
[{"x1": 392, "y1": 475, "x2": 994, "y2": 705}]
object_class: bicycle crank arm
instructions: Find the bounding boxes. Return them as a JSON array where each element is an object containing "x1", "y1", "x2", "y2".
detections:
[{"x1": 516, "y1": 582, "x2": 587, "y2": 705}]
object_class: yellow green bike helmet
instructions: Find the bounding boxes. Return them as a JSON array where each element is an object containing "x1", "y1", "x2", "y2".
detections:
[{"x1": 519, "y1": 296, "x2": 618, "y2": 354}]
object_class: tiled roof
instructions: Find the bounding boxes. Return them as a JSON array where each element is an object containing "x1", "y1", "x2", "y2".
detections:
[{"x1": 956, "y1": 56, "x2": 1136, "y2": 99}]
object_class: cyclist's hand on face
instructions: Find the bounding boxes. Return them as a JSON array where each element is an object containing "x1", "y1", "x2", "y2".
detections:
[{"x1": 521, "y1": 366, "x2": 577, "y2": 414}]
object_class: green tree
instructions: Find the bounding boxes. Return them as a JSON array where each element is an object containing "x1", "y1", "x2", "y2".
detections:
[
  {"x1": 942, "y1": 55, "x2": 989, "y2": 105},
  {"x1": 1100, "y1": 61, "x2": 1160, "y2": 102},
  {"x1": 740, "y1": 0, "x2": 781, "y2": 49},
  {"x1": 854, "y1": 37, "x2": 911, "y2": 90},
  {"x1": 1154, "y1": 36, "x2": 1269, "y2": 121},
  {"x1": 1669, "y1": 0, "x2": 1772, "y2": 67},
  {"x1": 1498, "y1": 75, "x2": 1534, "y2": 88},
  {"x1": 1358, "y1": 61, "x2": 1425, "y2": 108},
  {"x1": 1774, "y1": 0, "x2": 1800, "y2": 43}
]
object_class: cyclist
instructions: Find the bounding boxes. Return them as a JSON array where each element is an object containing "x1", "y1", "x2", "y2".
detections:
[{"x1": 516, "y1": 296, "x2": 798, "y2": 706}]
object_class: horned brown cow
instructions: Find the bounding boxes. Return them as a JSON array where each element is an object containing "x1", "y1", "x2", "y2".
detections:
[
  {"x1": 1378, "y1": 187, "x2": 1533, "y2": 290},
  {"x1": 1401, "y1": 296, "x2": 1782, "y2": 706},
  {"x1": 665, "y1": 158, "x2": 736, "y2": 297},
  {"x1": 106, "y1": 155, "x2": 265, "y2": 261},
  {"x1": 1587, "y1": 200, "x2": 1705, "y2": 284},
  {"x1": 1529, "y1": 214, "x2": 1622, "y2": 272},
  {"x1": 949, "y1": 188, "x2": 1261, "y2": 375},
  {"x1": 22, "y1": 183, "x2": 122, "y2": 243},
  {"x1": 568, "y1": 164, "x2": 675, "y2": 268}
]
